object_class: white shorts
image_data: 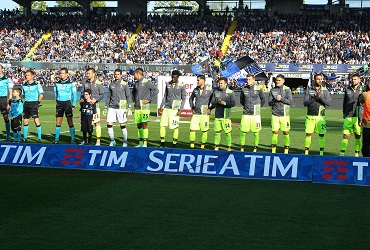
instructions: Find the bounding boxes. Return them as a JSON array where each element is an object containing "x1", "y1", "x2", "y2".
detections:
[{"x1": 107, "y1": 108, "x2": 127, "y2": 123}]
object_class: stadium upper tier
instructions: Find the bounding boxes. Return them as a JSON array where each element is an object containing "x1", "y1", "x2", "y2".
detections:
[{"x1": 0, "y1": 11, "x2": 369, "y2": 65}]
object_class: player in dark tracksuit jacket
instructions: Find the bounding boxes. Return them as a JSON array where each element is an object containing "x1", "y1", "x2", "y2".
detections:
[
  {"x1": 132, "y1": 68, "x2": 159, "y2": 147},
  {"x1": 303, "y1": 73, "x2": 331, "y2": 155},
  {"x1": 268, "y1": 74, "x2": 292, "y2": 154},
  {"x1": 209, "y1": 77, "x2": 235, "y2": 151},
  {"x1": 189, "y1": 75, "x2": 213, "y2": 149},
  {"x1": 340, "y1": 73, "x2": 363, "y2": 156},
  {"x1": 158, "y1": 70, "x2": 186, "y2": 148},
  {"x1": 239, "y1": 74, "x2": 265, "y2": 152}
]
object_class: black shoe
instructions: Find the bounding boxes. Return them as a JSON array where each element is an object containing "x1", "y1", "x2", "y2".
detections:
[
  {"x1": 22, "y1": 138, "x2": 28, "y2": 143},
  {"x1": 172, "y1": 144, "x2": 176, "y2": 148},
  {"x1": 37, "y1": 139, "x2": 42, "y2": 143},
  {"x1": 5, "y1": 137, "x2": 12, "y2": 142},
  {"x1": 51, "y1": 141, "x2": 59, "y2": 144},
  {"x1": 71, "y1": 140, "x2": 76, "y2": 144}
]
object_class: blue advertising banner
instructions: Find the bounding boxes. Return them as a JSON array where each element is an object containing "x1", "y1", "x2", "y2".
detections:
[
  {"x1": 313, "y1": 156, "x2": 370, "y2": 186},
  {"x1": 133, "y1": 148, "x2": 312, "y2": 181},
  {"x1": 0, "y1": 142, "x2": 135, "y2": 172},
  {"x1": 258, "y1": 63, "x2": 363, "y2": 74}
]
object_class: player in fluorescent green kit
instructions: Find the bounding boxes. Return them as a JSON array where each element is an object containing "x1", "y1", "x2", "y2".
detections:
[
  {"x1": 158, "y1": 70, "x2": 186, "y2": 148},
  {"x1": 132, "y1": 68, "x2": 158, "y2": 147},
  {"x1": 209, "y1": 77, "x2": 235, "y2": 151},
  {"x1": 303, "y1": 73, "x2": 331, "y2": 155},
  {"x1": 268, "y1": 74, "x2": 292, "y2": 154},
  {"x1": 189, "y1": 75, "x2": 213, "y2": 149},
  {"x1": 340, "y1": 73, "x2": 363, "y2": 156},
  {"x1": 239, "y1": 74, "x2": 265, "y2": 152}
]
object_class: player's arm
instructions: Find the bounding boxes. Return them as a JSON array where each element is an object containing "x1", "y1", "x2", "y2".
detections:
[
  {"x1": 268, "y1": 89, "x2": 274, "y2": 107},
  {"x1": 282, "y1": 88, "x2": 292, "y2": 105},
  {"x1": 149, "y1": 80, "x2": 159, "y2": 103},
  {"x1": 319, "y1": 89, "x2": 331, "y2": 106},
  {"x1": 342, "y1": 89, "x2": 347, "y2": 116},
  {"x1": 71, "y1": 83, "x2": 77, "y2": 108},
  {"x1": 303, "y1": 88, "x2": 314, "y2": 107},
  {"x1": 259, "y1": 88, "x2": 266, "y2": 106},
  {"x1": 38, "y1": 84, "x2": 44, "y2": 103},
  {"x1": 225, "y1": 91, "x2": 236, "y2": 108},
  {"x1": 179, "y1": 85, "x2": 186, "y2": 111},
  {"x1": 189, "y1": 89, "x2": 196, "y2": 110},
  {"x1": 97, "y1": 84, "x2": 104, "y2": 102},
  {"x1": 159, "y1": 85, "x2": 167, "y2": 109}
]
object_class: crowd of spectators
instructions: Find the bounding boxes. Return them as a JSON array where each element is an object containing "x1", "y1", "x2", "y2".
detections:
[
  {"x1": 1, "y1": 9, "x2": 369, "y2": 65},
  {"x1": 1, "y1": 8, "x2": 370, "y2": 95}
]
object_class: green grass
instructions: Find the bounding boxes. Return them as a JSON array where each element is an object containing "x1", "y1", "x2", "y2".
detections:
[
  {"x1": 1, "y1": 101, "x2": 369, "y2": 249},
  {"x1": 1, "y1": 100, "x2": 358, "y2": 156},
  {"x1": 0, "y1": 167, "x2": 369, "y2": 249}
]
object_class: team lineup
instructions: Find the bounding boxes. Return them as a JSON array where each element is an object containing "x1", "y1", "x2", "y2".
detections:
[{"x1": 0, "y1": 65, "x2": 369, "y2": 157}]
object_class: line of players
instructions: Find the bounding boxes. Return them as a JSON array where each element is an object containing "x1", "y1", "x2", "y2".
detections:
[{"x1": 0, "y1": 65, "x2": 369, "y2": 156}]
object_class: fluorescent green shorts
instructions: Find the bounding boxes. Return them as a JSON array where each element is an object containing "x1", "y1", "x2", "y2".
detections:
[
  {"x1": 239, "y1": 115, "x2": 262, "y2": 133},
  {"x1": 134, "y1": 110, "x2": 150, "y2": 124},
  {"x1": 305, "y1": 115, "x2": 326, "y2": 134},
  {"x1": 271, "y1": 115, "x2": 290, "y2": 132},
  {"x1": 160, "y1": 108, "x2": 179, "y2": 129},
  {"x1": 190, "y1": 114, "x2": 210, "y2": 131},
  {"x1": 342, "y1": 117, "x2": 361, "y2": 135},
  {"x1": 214, "y1": 118, "x2": 232, "y2": 133}
]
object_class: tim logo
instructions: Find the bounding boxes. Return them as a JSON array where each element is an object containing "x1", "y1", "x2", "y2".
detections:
[
  {"x1": 62, "y1": 148, "x2": 85, "y2": 165},
  {"x1": 321, "y1": 160, "x2": 348, "y2": 180}
]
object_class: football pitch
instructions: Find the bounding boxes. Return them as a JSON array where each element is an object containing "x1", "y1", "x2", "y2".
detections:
[{"x1": 0, "y1": 101, "x2": 369, "y2": 249}]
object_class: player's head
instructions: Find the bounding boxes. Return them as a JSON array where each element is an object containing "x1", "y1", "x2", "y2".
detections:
[
  {"x1": 275, "y1": 74, "x2": 285, "y2": 87},
  {"x1": 60, "y1": 68, "x2": 68, "y2": 80},
  {"x1": 86, "y1": 67, "x2": 95, "y2": 81},
  {"x1": 197, "y1": 75, "x2": 205, "y2": 87},
  {"x1": 13, "y1": 88, "x2": 22, "y2": 97},
  {"x1": 171, "y1": 70, "x2": 180, "y2": 82},
  {"x1": 134, "y1": 68, "x2": 143, "y2": 80},
  {"x1": 218, "y1": 77, "x2": 228, "y2": 90},
  {"x1": 246, "y1": 74, "x2": 255, "y2": 86},
  {"x1": 25, "y1": 69, "x2": 35, "y2": 82},
  {"x1": 314, "y1": 73, "x2": 323, "y2": 86},
  {"x1": 114, "y1": 69, "x2": 122, "y2": 81},
  {"x1": 351, "y1": 73, "x2": 361, "y2": 86}
]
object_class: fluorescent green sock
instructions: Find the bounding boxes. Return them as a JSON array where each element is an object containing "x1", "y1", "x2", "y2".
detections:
[
  {"x1": 138, "y1": 128, "x2": 143, "y2": 146},
  {"x1": 340, "y1": 138, "x2": 348, "y2": 155},
  {"x1": 160, "y1": 126, "x2": 166, "y2": 142},
  {"x1": 240, "y1": 132, "x2": 246, "y2": 146},
  {"x1": 283, "y1": 134, "x2": 290, "y2": 147},
  {"x1": 304, "y1": 136, "x2": 311, "y2": 149},
  {"x1": 253, "y1": 132, "x2": 259, "y2": 147},
  {"x1": 355, "y1": 138, "x2": 361, "y2": 152},
  {"x1": 173, "y1": 128, "x2": 179, "y2": 144},
  {"x1": 143, "y1": 128, "x2": 149, "y2": 146},
  {"x1": 271, "y1": 133, "x2": 278, "y2": 145},
  {"x1": 190, "y1": 131, "x2": 196, "y2": 142},
  {"x1": 319, "y1": 136, "x2": 325, "y2": 155},
  {"x1": 226, "y1": 132, "x2": 232, "y2": 147},
  {"x1": 215, "y1": 132, "x2": 221, "y2": 145},
  {"x1": 96, "y1": 125, "x2": 101, "y2": 139},
  {"x1": 201, "y1": 131, "x2": 208, "y2": 144}
]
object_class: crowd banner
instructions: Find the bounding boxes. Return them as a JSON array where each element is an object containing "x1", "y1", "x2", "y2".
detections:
[
  {"x1": 11, "y1": 61, "x2": 364, "y2": 74},
  {"x1": 313, "y1": 156, "x2": 370, "y2": 186},
  {"x1": 0, "y1": 142, "x2": 135, "y2": 172},
  {"x1": 133, "y1": 148, "x2": 312, "y2": 181},
  {"x1": 157, "y1": 76, "x2": 213, "y2": 117}
]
